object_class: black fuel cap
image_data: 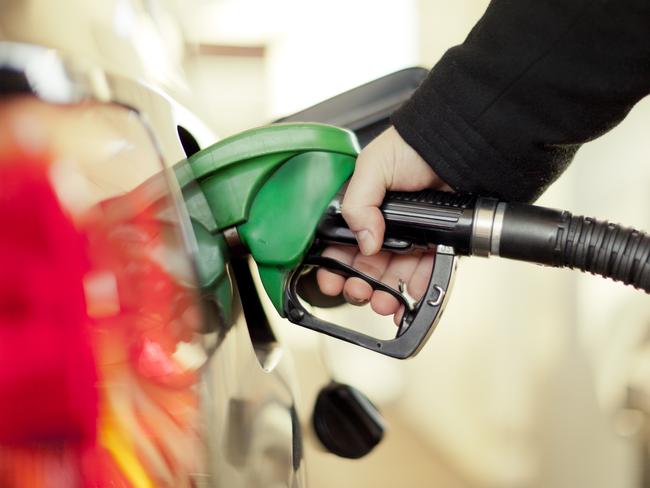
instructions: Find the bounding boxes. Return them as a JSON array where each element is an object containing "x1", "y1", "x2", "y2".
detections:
[{"x1": 312, "y1": 382, "x2": 386, "y2": 459}]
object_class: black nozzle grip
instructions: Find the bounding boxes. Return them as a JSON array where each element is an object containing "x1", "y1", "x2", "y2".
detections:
[
  {"x1": 498, "y1": 203, "x2": 570, "y2": 265},
  {"x1": 380, "y1": 190, "x2": 476, "y2": 255},
  {"x1": 317, "y1": 189, "x2": 476, "y2": 255}
]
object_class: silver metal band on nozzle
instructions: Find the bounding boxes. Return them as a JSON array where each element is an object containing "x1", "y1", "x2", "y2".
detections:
[
  {"x1": 490, "y1": 202, "x2": 507, "y2": 256},
  {"x1": 470, "y1": 197, "x2": 506, "y2": 257}
]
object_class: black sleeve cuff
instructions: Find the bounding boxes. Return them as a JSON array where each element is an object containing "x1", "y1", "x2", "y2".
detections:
[
  {"x1": 391, "y1": 80, "x2": 553, "y2": 203},
  {"x1": 391, "y1": 0, "x2": 650, "y2": 203}
]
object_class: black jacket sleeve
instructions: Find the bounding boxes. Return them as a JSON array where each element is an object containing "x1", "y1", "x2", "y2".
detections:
[{"x1": 391, "y1": 0, "x2": 650, "y2": 202}]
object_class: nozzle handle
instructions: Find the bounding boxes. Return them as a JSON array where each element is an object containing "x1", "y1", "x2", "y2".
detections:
[
  {"x1": 284, "y1": 245, "x2": 457, "y2": 359},
  {"x1": 318, "y1": 189, "x2": 488, "y2": 256}
]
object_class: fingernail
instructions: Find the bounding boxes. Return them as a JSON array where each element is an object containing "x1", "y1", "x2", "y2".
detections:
[
  {"x1": 355, "y1": 230, "x2": 375, "y2": 256},
  {"x1": 344, "y1": 292, "x2": 369, "y2": 306}
]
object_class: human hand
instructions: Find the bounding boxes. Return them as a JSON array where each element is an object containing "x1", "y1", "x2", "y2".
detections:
[{"x1": 316, "y1": 126, "x2": 451, "y2": 323}]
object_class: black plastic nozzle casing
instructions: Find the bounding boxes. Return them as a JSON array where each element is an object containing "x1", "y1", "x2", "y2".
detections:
[
  {"x1": 317, "y1": 190, "x2": 476, "y2": 255},
  {"x1": 381, "y1": 191, "x2": 476, "y2": 255},
  {"x1": 498, "y1": 203, "x2": 570, "y2": 266}
]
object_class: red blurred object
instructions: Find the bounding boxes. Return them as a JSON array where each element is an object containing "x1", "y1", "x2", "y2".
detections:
[
  {"x1": 0, "y1": 151, "x2": 97, "y2": 445},
  {"x1": 81, "y1": 446, "x2": 134, "y2": 488},
  {"x1": 87, "y1": 210, "x2": 200, "y2": 390}
]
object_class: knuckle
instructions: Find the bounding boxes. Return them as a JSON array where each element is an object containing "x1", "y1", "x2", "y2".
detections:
[
  {"x1": 410, "y1": 281, "x2": 428, "y2": 299},
  {"x1": 409, "y1": 272, "x2": 431, "y2": 298},
  {"x1": 340, "y1": 203, "x2": 356, "y2": 220},
  {"x1": 379, "y1": 269, "x2": 402, "y2": 286},
  {"x1": 353, "y1": 258, "x2": 384, "y2": 279},
  {"x1": 371, "y1": 291, "x2": 399, "y2": 313}
]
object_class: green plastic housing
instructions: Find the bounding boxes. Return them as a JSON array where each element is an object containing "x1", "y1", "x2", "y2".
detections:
[{"x1": 177, "y1": 123, "x2": 359, "y2": 314}]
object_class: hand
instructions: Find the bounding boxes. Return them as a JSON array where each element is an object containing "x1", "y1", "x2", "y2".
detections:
[{"x1": 316, "y1": 126, "x2": 451, "y2": 323}]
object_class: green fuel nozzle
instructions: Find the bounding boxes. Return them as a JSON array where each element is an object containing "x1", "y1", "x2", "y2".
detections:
[
  {"x1": 177, "y1": 123, "x2": 650, "y2": 359},
  {"x1": 176, "y1": 123, "x2": 358, "y2": 312},
  {"x1": 176, "y1": 123, "x2": 460, "y2": 359}
]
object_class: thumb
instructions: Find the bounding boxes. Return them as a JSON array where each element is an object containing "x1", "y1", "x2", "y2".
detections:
[
  {"x1": 341, "y1": 143, "x2": 391, "y2": 256},
  {"x1": 341, "y1": 126, "x2": 445, "y2": 256}
]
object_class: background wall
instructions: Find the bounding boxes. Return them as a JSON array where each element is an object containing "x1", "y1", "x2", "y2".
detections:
[{"x1": 172, "y1": 1, "x2": 650, "y2": 486}]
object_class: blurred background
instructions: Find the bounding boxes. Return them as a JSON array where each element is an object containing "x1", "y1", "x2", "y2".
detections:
[
  {"x1": 3, "y1": 0, "x2": 650, "y2": 486},
  {"x1": 166, "y1": 1, "x2": 650, "y2": 487}
]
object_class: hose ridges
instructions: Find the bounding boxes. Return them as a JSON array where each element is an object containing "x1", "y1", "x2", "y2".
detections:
[{"x1": 561, "y1": 215, "x2": 650, "y2": 293}]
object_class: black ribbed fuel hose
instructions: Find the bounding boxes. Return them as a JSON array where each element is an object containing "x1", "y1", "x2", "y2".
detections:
[
  {"x1": 498, "y1": 203, "x2": 650, "y2": 293},
  {"x1": 562, "y1": 216, "x2": 650, "y2": 292}
]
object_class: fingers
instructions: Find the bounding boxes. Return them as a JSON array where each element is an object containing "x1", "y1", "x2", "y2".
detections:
[
  {"x1": 370, "y1": 252, "x2": 421, "y2": 316},
  {"x1": 394, "y1": 305, "x2": 405, "y2": 326},
  {"x1": 316, "y1": 246, "x2": 356, "y2": 296},
  {"x1": 392, "y1": 253, "x2": 435, "y2": 325},
  {"x1": 316, "y1": 247, "x2": 437, "y2": 328},
  {"x1": 407, "y1": 253, "x2": 435, "y2": 301},
  {"x1": 318, "y1": 126, "x2": 451, "y2": 317},
  {"x1": 342, "y1": 251, "x2": 392, "y2": 305}
]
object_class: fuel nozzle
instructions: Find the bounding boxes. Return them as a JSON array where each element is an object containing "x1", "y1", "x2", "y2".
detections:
[
  {"x1": 175, "y1": 122, "x2": 650, "y2": 361},
  {"x1": 317, "y1": 188, "x2": 650, "y2": 294}
]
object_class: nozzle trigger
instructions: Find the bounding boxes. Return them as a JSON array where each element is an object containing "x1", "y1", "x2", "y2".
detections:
[{"x1": 283, "y1": 245, "x2": 457, "y2": 359}]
